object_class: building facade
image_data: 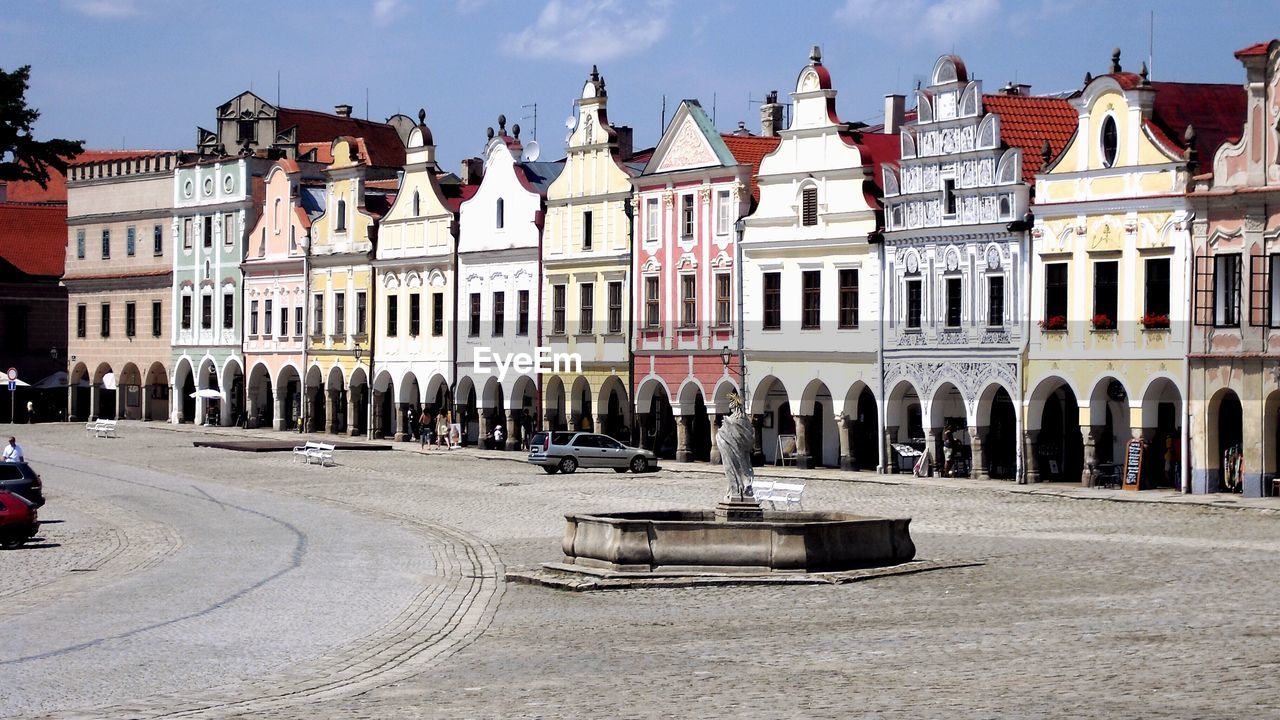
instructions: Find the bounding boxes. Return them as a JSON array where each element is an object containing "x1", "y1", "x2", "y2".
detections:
[
  {"x1": 1187, "y1": 40, "x2": 1280, "y2": 496},
  {"x1": 1028, "y1": 50, "x2": 1243, "y2": 489},
  {"x1": 541, "y1": 67, "x2": 639, "y2": 442},
  {"x1": 456, "y1": 117, "x2": 561, "y2": 447},
  {"x1": 740, "y1": 48, "x2": 892, "y2": 470},
  {"x1": 64, "y1": 151, "x2": 182, "y2": 423},
  {"x1": 879, "y1": 55, "x2": 1075, "y2": 480}
]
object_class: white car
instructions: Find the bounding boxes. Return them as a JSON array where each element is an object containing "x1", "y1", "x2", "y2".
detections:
[{"x1": 527, "y1": 431, "x2": 657, "y2": 474}]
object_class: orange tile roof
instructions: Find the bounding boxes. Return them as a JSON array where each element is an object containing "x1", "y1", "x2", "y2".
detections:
[
  {"x1": 981, "y1": 94, "x2": 1077, "y2": 183},
  {"x1": 1235, "y1": 41, "x2": 1273, "y2": 58},
  {"x1": 0, "y1": 203, "x2": 67, "y2": 277},
  {"x1": 720, "y1": 134, "x2": 780, "y2": 202},
  {"x1": 66, "y1": 149, "x2": 180, "y2": 167}
]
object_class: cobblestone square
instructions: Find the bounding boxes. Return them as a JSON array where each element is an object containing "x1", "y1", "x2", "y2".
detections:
[{"x1": 3, "y1": 421, "x2": 1279, "y2": 719}]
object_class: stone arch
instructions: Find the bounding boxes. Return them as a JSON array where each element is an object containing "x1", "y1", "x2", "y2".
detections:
[
  {"x1": 247, "y1": 362, "x2": 273, "y2": 429},
  {"x1": 117, "y1": 362, "x2": 142, "y2": 420},
  {"x1": 399, "y1": 370, "x2": 420, "y2": 404},
  {"x1": 543, "y1": 374, "x2": 566, "y2": 431},
  {"x1": 635, "y1": 375, "x2": 671, "y2": 414},
  {"x1": 1206, "y1": 387, "x2": 1244, "y2": 493},
  {"x1": 676, "y1": 377, "x2": 708, "y2": 415},
  {"x1": 143, "y1": 361, "x2": 169, "y2": 422},
  {"x1": 752, "y1": 375, "x2": 794, "y2": 464},
  {"x1": 569, "y1": 375, "x2": 594, "y2": 420},
  {"x1": 843, "y1": 380, "x2": 880, "y2": 472},
  {"x1": 597, "y1": 374, "x2": 631, "y2": 439},
  {"x1": 637, "y1": 375, "x2": 676, "y2": 460},
  {"x1": 1027, "y1": 374, "x2": 1084, "y2": 483},
  {"x1": 275, "y1": 363, "x2": 302, "y2": 431},
  {"x1": 711, "y1": 377, "x2": 740, "y2": 415},
  {"x1": 220, "y1": 356, "x2": 245, "y2": 427},
  {"x1": 798, "y1": 378, "x2": 838, "y2": 468},
  {"x1": 373, "y1": 369, "x2": 395, "y2": 440},
  {"x1": 974, "y1": 381, "x2": 1019, "y2": 480}
]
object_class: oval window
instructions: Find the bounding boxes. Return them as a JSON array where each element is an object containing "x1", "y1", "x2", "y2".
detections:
[{"x1": 1100, "y1": 116, "x2": 1118, "y2": 168}]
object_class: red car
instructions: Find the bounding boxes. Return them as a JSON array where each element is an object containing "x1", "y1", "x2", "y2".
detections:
[{"x1": 0, "y1": 490, "x2": 38, "y2": 549}]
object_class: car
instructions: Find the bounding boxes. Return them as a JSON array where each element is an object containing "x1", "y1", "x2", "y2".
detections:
[
  {"x1": 527, "y1": 431, "x2": 658, "y2": 474},
  {"x1": 0, "y1": 461, "x2": 44, "y2": 508},
  {"x1": 0, "y1": 490, "x2": 38, "y2": 549}
]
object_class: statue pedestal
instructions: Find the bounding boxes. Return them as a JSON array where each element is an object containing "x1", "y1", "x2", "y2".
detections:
[{"x1": 715, "y1": 497, "x2": 764, "y2": 522}]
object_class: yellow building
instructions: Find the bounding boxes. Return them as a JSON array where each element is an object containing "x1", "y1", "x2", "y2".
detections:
[
  {"x1": 305, "y1": 136, "x2": 402, "y2": 438},
  {"x1": 1026, "y1": 50, "x2": 1236, "y2": 489},
  {"x1": 540, "y1": 67, "x2": 640, "y2": 438}
]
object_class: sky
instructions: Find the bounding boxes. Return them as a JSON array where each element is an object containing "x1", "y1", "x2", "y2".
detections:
[{"x1": 2, "y1": 0, "x2": 1276, "y2": 170}]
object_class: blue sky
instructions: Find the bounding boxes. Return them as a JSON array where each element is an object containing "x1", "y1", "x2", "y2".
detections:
[{"x1": 2, "y1": 0, "x2": 1274, "y2": 169}]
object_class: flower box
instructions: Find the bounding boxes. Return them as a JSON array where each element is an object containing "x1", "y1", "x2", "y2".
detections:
[
  {"x1": 1140, "y1": 313, "x2": 1170, "y2": 330},
  {"x1": 1040, "y1": 315, "x2": 1067, "y2": 331},
  {"x1": 1091, "y1": 314, "x2": 1115, "y2": 331}
]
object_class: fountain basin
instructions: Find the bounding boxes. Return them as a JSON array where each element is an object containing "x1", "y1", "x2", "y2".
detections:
[{"x1": 562, "y1": 510, "x2": 915, "y2": 574}]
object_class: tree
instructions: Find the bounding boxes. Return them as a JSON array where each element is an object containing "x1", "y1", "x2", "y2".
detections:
[{"x1": 0, "y1": 65, "x2": 83, "y2": 190}]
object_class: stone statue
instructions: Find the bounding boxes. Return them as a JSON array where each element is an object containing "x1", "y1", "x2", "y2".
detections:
[{"x1": 716, "y1": 392, "x2": 755, "y2": 501}]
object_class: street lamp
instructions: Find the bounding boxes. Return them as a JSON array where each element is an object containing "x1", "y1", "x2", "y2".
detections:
[{"x1": 354, "y1": 346, "x2": 372, "y2": 440}]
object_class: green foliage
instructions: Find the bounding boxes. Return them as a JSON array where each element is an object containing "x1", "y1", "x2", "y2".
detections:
[{"x1": 0, "y1": 65, "x2": 83, "y2": 189}]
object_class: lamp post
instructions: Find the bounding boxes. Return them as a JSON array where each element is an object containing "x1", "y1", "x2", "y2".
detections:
[{"x1": 354, "y1": 346, "x2": 371, "y2": 440}]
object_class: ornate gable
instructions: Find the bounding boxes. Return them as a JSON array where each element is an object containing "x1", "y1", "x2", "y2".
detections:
[{"x1": 654, "y1": 114, "x2": 719, "y2": 173}]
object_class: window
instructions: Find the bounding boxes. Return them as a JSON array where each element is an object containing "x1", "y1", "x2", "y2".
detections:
[
  {"x1": 152, "y1": 300, "x2": 162, "y2": 337},
  {"x1": 432, "y1": 292, "x2": 444, "y2": 336},
  {"x1": 412, "y1": 191, "x2": 420, "y2": 217},
  {"x1": 289, "y1": 226, "x2": 296, "y2": 252},
  {"x1": 1093, "y1": 261, "x2": 1118, "y2": 328},
  {"x1": 223, "y1": 291, "x2": 234, "y2": 330},
  {"x1": 200, "y1": 294, "x2": 212, "y2": 329},
  {"x1": 582, "y1": 211, "x2": 593, "y2": 250},
  {"x1": 517, "y1": 289, "x2": 530, "y2": 336},
  {"x1": 495, "y1": 198, "x2": 504, "y2": 229},
  {"x1": 273, "y1": 198, "x2": 282, "y2": 233},
  {"x1": 101, "y1": 229, "x2": 110, "y2": 258},
  {"x1": 763, "y1": 272, "x2": 781, "y2": 330},
  {"x1": 801, "y1": 271, "x2": 821, "y2": 329},
  {"x1": 646, "y1": 198, "x2": 659, "y2": 240},
  {"x1": 183, "y1": 218, "x2": 192, "y2": 250},
  {"x1": 717, "y1": 190, "x2": 733, "y2": 235},
  {"x1": 1214, "y1": 254, "x2": 1242, "y2": 327},
  {"x1": 223, "y1": 213, "x2": 235, "y2": 247},
  {"x1": 942, "y1": 276, "x2": 963, "y2": 328},
  {"x1": 839, "y1": 269, "x2": 859, "y2": 329},
  {"x1": 264, "y1": 299, "x2": 274, "y2": 337},
  {"x1": 645, "y1": 277, "x2": 660, "y2": 329},
  {"x1": 387, "y1": 294, "x2": 398, "y2": 337},
  {"x1": 76, "y1": 229, "x2": 85, "y2": 259},
  {"x1": 100, "y1": 303, "x2": 111, "y2": 337},
  {"x1": 153, "y1": 225, "x2": 163, "y2": 256},
  {"x1": 410, "y1": 292, "x2": 421, "y2": 336},
  {"x1": 492, "y1": 291, "x2": 505, "y2": 337},
  {"x1": 801, "y1": 186, "x2": 818, "y2": 227},
  {"x1": 125, "y1": 302, "x2": 136, "y2": 337},
  {"x1": 280, "y1": 304, "x2": 289, "y2": 337},
  {"x1": 552, "y1": 285, "x2": 566, "y2": 334},
  {"x1": 76, "y1": 304, "x2": 86, "y2": 338},
  {"x1": 334, "y1": 292, "x2": 345, "y2": 335},
  {"x1": 181, "y1": 295, "x2": 192, "y2": 330},
  {"x1": 203, "y1": 217, "x2": 212, "y2": 248},
  {"x1": 680, "y1": 275, "x2": 696, "y2": 328},
  {"x1": 1045, "y1": 263, "x2": 1068, "y2": 322},
  {"x1": 237, "y1": 119, "x2": 255, "y2": 144},
  {"x1": 681, "y1": 194, "x2": 694, "y2": 237},
  {"x1": 579, "y1": 283, "x2": 593, "y2": 334},
  {"x1": 312, "y1": 293, "x2": 323, "y2": 335},
  {"x1": 608, "y1": 281, "x2": 623, "y2": 333},
  {"x1": 1101, "y1": 115, "x2": 1118, "y2": 168},
  {"x1": 1145, "y1": 258, "x2": 1170, "y2": 323},
  {"x1": 250, "y1": 300, "x2": 259, "y2": 335},
  {"x1": 294, "y1": 307, "x2": 303, "y2": 337},
  {"x1": 468, "y1": 293, "x2": 480, "y2": 336},
  {"x1": 713, "y1": 274, "x2": 731, "y2": 327},
  {"x1": 356, "y1": 291, "x2": 367, "y2": 335},
  {"x1": 987, "y1": 275, "x2": 1005, "y2": 327},
  {"x1": 126, "y1": 226, "x2": 136, "y2": 256},
  {"x1": 943, "y1": 178, "x2": 957, "y2": 216},
  {"x1": 906, "y1": 278, "x2": 923, "y2": 329},
  {"x1": 336, "y1": 199, "x2": 347, "y2": 232}
]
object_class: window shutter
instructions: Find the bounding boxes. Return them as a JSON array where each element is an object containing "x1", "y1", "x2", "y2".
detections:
[
  {"x1": 1250, "y1": 253, "x2": 1270, "y2": 326},
  {"x1": 1193, "y1": 253, "x2": 1215, "y2": 326},
  {"x1": 801, "y1": 186, "x2": 817, "y2": 227}
]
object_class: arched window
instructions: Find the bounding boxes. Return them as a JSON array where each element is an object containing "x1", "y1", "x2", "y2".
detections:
[
  {"x1": 801, "y1": 186, "x2": 818, "y2": 227},
  {"x1": 412, "y1": 191, "x2": 420, "y2": 217},
  {"x1": 336, "y1": 199, "x2": 347, "y2": 232},
  {"x1": 273, "y1": 198, "x2": 282, "y2": 234},
  {"x1": 496, "y1": 198, "x2": 505, "y2": 229},
  {"x1": 1100, "y1": 115, "x2": 1118, "y2": 168}
]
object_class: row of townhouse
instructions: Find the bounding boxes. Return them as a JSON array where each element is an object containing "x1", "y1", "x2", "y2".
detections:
[{"x1": 61, "y1": 42, "x2": 1280, "y2": 495}]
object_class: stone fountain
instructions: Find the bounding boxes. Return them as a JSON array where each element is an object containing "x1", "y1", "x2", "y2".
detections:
[{"x1": 557, "y1": 394, "x2": 916, "y2": 575}]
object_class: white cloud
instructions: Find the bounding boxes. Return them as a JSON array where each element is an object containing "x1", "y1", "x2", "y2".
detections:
[
  {"x1": 835, "y1": 0, "x2": 1001, "y2": 45},
  {"x1": 372, "y1": 0, "x2": 407, "y2": 26},
  {"x1": 503, "y1": 0, "x2": 672, "y2": 64},
  {"x1": 66, "y1": 0, "x2": 139, "y2": 18}
]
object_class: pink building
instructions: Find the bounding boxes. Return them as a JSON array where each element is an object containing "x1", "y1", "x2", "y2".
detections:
[{"x1": 631, "y1": 100, "x2": 777, "y2": 461}]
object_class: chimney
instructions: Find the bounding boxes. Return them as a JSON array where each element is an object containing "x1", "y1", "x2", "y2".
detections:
[
  {"x1": 334, "y1": 104, "x2": 353, "y2": 118},
  {"x1": 998, "y1": 82, "x2": 1033, "y2": 96},
  {"x1": 883, "y1": 94, "x2": 905, "y2": 134},
  {"x1": 760, "y1": 90, "x2": 783, "y2": 137},
  {"x1": 460, "y1": 157, "x2": 484, "y2": 185},
  {"x1": 614, "y1": 125, "x2": 634, "y2": 160}
]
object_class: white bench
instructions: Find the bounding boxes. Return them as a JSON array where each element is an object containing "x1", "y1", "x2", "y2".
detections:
[
  {"x1": 293, "y1": 441, "x2": 336, "y2": 467},
  {"x1": 753, "y1": 480, "x2": 805, "y2": 510},
  {"x1": 86, "y1": 420, "x2": 118, "y2": 438}
]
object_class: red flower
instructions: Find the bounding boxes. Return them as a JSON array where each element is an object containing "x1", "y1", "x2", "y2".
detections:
[
  {"x1": 1091, "y1": 314, "x2": 1114, "y2": 330},
  {"x1": 1040, "y1": 314, "x2": 1067, "y2": 331},
  {"x1": 1141, "y1": 313, "x2": 1169, "y2": 329}
]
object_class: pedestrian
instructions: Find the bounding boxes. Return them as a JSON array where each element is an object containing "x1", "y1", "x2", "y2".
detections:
[
  {"x1": 3, "y1": 436, "x2": 24, "y2": 462},
  {"x1": 437, "y1": 412, "x2": 449, "y2": 449},
  {"x1": 942, "y1": 428, "x2": 955, "y2": 477},
  {"x1": 26, "y1": 400, "x2": 34, "y2": 423},
  {"x1": 418, "y1": 409, "x2": 431, "y2": 448},
  {"x1": 493, "y1": 422, "x2": 505, "y2": 449}
]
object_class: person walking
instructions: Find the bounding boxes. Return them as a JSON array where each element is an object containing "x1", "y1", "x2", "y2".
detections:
[
  {"x1": 438, "y1": 411, "x2": 451, "y2": 449},
  {"x1": 3, "y1": 436, "x2": 25, "y2": 462},
  {"x1": 418, "y1": 409, "x2": 431, "y2": 448}
]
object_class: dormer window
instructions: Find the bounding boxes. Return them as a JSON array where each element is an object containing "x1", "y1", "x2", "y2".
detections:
[
  {"x1": 801, "y1": 186, "x2": 818, "y2": 227},
  {"x1": 237, "y1": 120, "x2": 255, "y2": 144},
  {"x1": 1101, "y1": 115, "x2": 1118, "y2": 168},
  {"x1": 336, "y1": 199, "x2": 347, "y2": 232},
  {"x1": 496, "y1": 198, "x2": 505, "y2": 229}
]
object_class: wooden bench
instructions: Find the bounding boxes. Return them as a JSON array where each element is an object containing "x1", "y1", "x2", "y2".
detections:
[
  {"x1": 753, "y1": 480, "x2": 805, "y2": 510},
  {"x1": 292, "y1": 441, "x2": 336, "y2": 467},
  {"x1": 86, "y1": 420, "x2": 118, "y2": 438}
]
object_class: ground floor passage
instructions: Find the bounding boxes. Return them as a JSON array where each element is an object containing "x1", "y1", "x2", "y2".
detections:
[
  {"x1": 1189, "y1": 359, "x2": 1280, "y2": 497},
  {"x1": 67, "y1": 359, "x2": 170, "y2": 422}
]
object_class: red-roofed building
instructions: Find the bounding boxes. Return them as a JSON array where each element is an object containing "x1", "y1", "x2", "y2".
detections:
[
  {"x1": 1187, "y1": 39, "x2": 1280, "y2": 497},
  {"x1": 879, "y1": 55, "x2": 1075, "y2": 484},
  {"x1": 739, "y1": 47, "x2": 891, "y2": 472},
  {"x1": 1028, "y1": 49, "x2": 1246, "y2": 493}
]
